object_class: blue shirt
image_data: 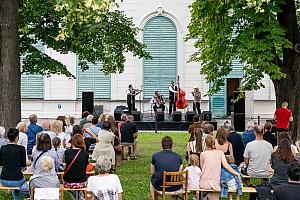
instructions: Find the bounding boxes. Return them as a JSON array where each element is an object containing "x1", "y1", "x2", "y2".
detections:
[
  {"x1": 242, "y1": 129, "x2": 255, "y2": 147},
  {"x1": 26, "y1": 123, "x2": 43, "y2": 154}
]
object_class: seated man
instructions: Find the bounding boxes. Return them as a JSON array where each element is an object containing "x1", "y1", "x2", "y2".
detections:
[
  {"x1": 120, "y1": 115, "x2": 138, "y2": 159},
  {"x1": 150, "y1": 136, "x2": 183, "y2": 200},
  {"x1": 243, "y1": 125, "x2": 273, "y2": 180},
  {"x1": 150, "y1": 91, "x2": 166, "y2": 112},
  {"x1": 273, "y1": 162, "x2": 300, "y2": 200}
]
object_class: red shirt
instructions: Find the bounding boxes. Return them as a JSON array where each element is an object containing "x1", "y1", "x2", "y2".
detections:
[{"x1": 274, "y1": 108, "x2": 292, "y2": 129}]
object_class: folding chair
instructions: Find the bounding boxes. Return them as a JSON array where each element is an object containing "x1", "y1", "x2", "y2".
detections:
[
  {"x1": 31, "y1": 187, "x2": 60, "y2": 200},
  {"x1": 156, "y1": 171, "x2": 188, "y2": 200}
]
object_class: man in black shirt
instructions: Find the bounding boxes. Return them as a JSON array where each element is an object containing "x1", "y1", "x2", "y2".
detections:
[
  {"x1": 126, "y1": 84, "x2": 141, "y2": 115},
  {"x1": 150, "y1": 136, "x2": 183, "y2": 200},
  {"x1": 274, "y1": 162, "x2": 300, "y2": 200},
  {"x1": 168, "y1": 80, "x2": 178, "y2": 116},
  {"x1": 263, "y1": 122, "x2": 277, "y2": 147},
  {"x1": 120, "y1": 115, "x2": 138, "y2": 159}
]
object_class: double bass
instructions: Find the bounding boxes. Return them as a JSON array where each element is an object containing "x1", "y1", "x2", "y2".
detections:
[{"x1": 176, "y1": 75, "x2": 188, "y2": 109}]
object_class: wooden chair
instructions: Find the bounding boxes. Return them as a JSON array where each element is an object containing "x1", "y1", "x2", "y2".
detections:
[{"x1": 156, "y1": 171, "x2": 188, "y2": 200}]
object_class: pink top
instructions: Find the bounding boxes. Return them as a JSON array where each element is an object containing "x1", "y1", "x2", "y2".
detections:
[
  {"x1": 199, "y1": 150, "x2": 224, "y2": 190},
  {"x1": 215, "y1": 140, "x2": 233, "y2": 157}
]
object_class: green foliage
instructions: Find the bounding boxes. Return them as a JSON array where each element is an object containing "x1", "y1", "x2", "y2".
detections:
[
  {"x1": 18, "y1": 0, "x2": 150, "y2": 77},
  {"x1": 187, "y1": 0, "x2": 292, "y2": 95}
]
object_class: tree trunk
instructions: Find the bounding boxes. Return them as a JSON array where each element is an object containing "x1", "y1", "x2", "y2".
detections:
[
  {"x1": 0, "y1": 0, "x2": 21, "y2": 131},
  {"x1": 274, "y1": 0, "x2": 300, "y2": 141}
]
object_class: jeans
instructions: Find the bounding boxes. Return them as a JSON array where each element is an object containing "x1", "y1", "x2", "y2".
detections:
[{"x1": 1, "y1": 178, "x2": 26, "y2": 200}]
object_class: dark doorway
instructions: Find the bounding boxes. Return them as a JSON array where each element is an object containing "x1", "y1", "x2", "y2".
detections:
[{"x1": 227, "y1": 78, "x2": 240, "y2": 116}]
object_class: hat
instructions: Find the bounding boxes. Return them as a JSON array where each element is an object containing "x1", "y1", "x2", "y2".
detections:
[{"x1": 193, "y1": 85, "x2": 199, "y2": 89}]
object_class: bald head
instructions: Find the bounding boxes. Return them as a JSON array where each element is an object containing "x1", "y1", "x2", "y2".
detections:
[
  {"x1": 42, "y1": 121, "x2": 50, "y2": 130},
  {"x1": 282, "y1": 102, "x2": 288, "y2": 108},
  {"x1": 254, "y1": 125, "x2": 264, "y2": 136}
]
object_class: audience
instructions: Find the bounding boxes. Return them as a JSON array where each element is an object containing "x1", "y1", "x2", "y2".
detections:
[
  {"x1": 0, "y1": 126, "x2": 8, "y2": 148},
  {"x1": 26, "y1": 114, "x2": 43, "y2": 155},
  {"x1": 183, "y1": 154, "x2": 201, "y2": 199},
  {"x1": 68, "y1": 125, "x2": 98, "y2": 151},
  {"x1": 64, "y1": 134, "x2": 89, "y2": 189},
  {"x1": 65, "y1": 116, "x2": 74, "y2": 142},
  {"x1": 118, "y1": 114, "x2": 127, "y2": 138},
  {"x1": 56, "y1": 115, "x2": 67, "y2": 132},
  {"x1": 29, "y1": 156, "x2": 60, "y2": 188},
  {"x1": 188, "y1": 115, "x2": 202, "y2": 142},
  {"x1": 97, "y1": 114, "x2": 106, "y2": 129},
  {"x1": 243, "y1": 125, "x2": 273, "y2": 179},
  {"x1": 186, "y1": 128, "x2": 202, "y2": 161},
  {"x1": 274, "y1": 132, "x2": 299, "y2": 155},
  {"x1": 225, "y1": 124, "x2": 245, "y2": 166},
  {"x1": 16, "y1": 122, "x2": 28, "y2": 151},
  {"x1": 87, "y1": 158, "x2": 123, "y2": 199},
  {"x1": 0, "y1": 128, "x2": 27, "y2": 200},
  {"x1": 83, "y1": 115, "x2": 94, "y2": 129},
  {"x1": 41, "y1": 121, "x2": 56, "y2": 141},
  {"x1": 273, "y1": 162, "x2": 300, "y2": 200},
  {"x1": 270, "y1": 139, "x2": 296, "y2": 188},
  {"x1": 215, "y1": 127, "x2": 233, "y2": 157},
  {"x1": 92, "y1": 121, "x2": 115, "y2": 169},
  {"x1": 52, "y1": 137, "x2": 65, "y2": 163},
  {"x1": 107, "y1": 115, "x2": 123, "y2": 166},
  {"x1": 199, "y1": 135, "x2": 241, "y2": 200},
  {"x1": 120, "y1": 115, "x2": 138, "y2": 160},
  {"x1": 51, "y1": 120, "x2": 66, "y2": 146},
  {"x1": 79, "y1": 111, "x2": 90, "y2": 128},
  {"x1": 263, "y1": 122, "x2": 277, "y2": 147},
  {"x1": 242, "y1": 121, "x2": 255, "y2": 147},
  {"x1": 150, "y1": 136, "x2": 183, "y2": 200}
]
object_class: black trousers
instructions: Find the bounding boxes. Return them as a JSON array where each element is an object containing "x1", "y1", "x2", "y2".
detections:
[
  {"x1": 153, "y1": 104, "x2": 165, "y2": 112},
  {"x1": 127, "y1": 100, "x2": 135, "y2": 115},
  {"x1": 169, "y1": 99, "x2": 176, "y2": 115},
  {"x1": 193, "y1": 102, "x2": 201, "y2": 116}
]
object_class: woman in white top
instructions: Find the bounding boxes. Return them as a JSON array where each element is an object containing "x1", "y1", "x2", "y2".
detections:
[
  {"x1": 273, "y1": 131, "x2": 299, "y2": 155},
  {"x1": 187, "y1": 128, "x2": 203, "y2": 161},
  {"x1": 87, "y1": 158, "x2": 122, "y2": 200},
  {"x1": 16, "y1": 122, "x2": 28, "y2": 150},
  {"x1": 51, "y1": 120, "x2": 66, "y2": 147}
]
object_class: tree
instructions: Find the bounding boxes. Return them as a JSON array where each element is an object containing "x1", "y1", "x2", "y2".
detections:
[
  {"x1": 188, "y1": 0, "x2": 300, "y2": 140},
  {"x1": 0, "y1": 0, "x2": 150, "y2": 130}
]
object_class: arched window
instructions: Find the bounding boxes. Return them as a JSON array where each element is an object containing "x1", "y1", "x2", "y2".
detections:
[{"x1": 143, "y1": 16, "x2": 177, "y2": 98}]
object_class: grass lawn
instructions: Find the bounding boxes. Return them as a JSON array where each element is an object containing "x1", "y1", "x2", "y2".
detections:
[{"x1": 0, "y1": 132, "x2": 255, "y2": 199}]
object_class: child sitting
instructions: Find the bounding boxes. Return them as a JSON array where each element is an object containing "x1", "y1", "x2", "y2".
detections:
[
  {"x1": 184, "y1": 154, "x2": 201, "y2": 200},
  {"x1": 221, "y1": 155, "x2": 243, "y2": 200},
  {"x1": 52, "y1": 137, "x2": 65, "y2": 162}
]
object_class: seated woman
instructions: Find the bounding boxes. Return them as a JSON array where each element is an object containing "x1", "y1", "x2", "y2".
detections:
[
  {"x1": 29, "y1": 156, "x2": 60, "y2": 188},
  {"x1": 0, "y1": 128, "x2": 27, "y2": 200},
  {"x1": 87, "y1": 158, "x2": 123, "y2": 200},
  {"x1": 215, "y1": 127, "x2": 233, "y2": 157},
  {"x1": 30, "y1": 134, "x2": 62, "y2": 175},
  {"x1": 199, "y1": 135, "x2": 241, "y2": 200},
  {"x1": 269, "y1": 139, "x2": 296, "y2": 188},
  {"x1": 242, "y1": 121, "x2": 255, "y2": 147},
  {"x1": 63, "y1": 134, "x2": 89, "y2": 189},
  {"x1": 186, "y1": 128, "x2": 203, "y2": 162},
  {"x1": 92, "y1": 121, "x2": 115, "y2": 168},
  {"x1": 274, "y1": 132, "x2": 299, "y2": 155}
]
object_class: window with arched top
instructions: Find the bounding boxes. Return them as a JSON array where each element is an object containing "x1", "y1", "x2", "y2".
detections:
[{"x1": 143, "y1": 16, "x2": 177, "y2": 99}]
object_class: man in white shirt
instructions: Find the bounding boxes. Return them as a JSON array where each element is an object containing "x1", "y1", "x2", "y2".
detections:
[{"x1": 243, "y1": 125, "x2": 273, "y2": 180}]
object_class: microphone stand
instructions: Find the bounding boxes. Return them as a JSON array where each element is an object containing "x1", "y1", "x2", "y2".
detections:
[{"x1": 139, "y1": 85, "x2": 143, "y2": 113}]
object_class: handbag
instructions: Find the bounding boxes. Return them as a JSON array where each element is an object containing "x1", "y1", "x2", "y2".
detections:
[{"x1": 63, "y1": 149, "x2": 82, "y2": 177}]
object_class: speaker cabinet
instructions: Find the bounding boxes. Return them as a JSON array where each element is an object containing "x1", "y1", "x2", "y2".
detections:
[
  {"x1": 132, "y1": 111, "x2": 142, "y2": 121},
  {"x1": 185, "y1": 111, "x2": 196, "y2": 122},
  {"x1": 82, "y1": 92, "x2": 94, "y2": 114},
  {"x1": 202, "y1": 111, "x2": 212, "y2": 121},
  {"x1": 233, "y1": 113, "x2": 245, "y2": 132},
  {"x1": 156, "y1": 112, "x2": 165, "y2": 121},
  {"x1": 172, "y1": 111, "x2": 182, "y2": 122},
  {"x1": 233, "y1": 91, "x2": 245, "y2": 113},
  {"x1": 114, "y1": 109, "x2": 123, "y2": 121}
]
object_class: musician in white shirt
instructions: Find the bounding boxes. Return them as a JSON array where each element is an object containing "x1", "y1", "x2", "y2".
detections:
[{"x1": 150, "y1": 91, "x2": 166, "y2": 112}]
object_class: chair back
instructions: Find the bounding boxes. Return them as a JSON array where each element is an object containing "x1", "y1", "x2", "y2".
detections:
[
  {"x1": 33, "y1": 188, "x2": 60, "y2": 200},
  {"x1": 162, "y1": 170, "x2": 188, "y2": 199}
]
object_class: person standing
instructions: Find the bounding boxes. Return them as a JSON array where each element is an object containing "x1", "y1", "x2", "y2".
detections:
[
  {"x1": 127, "y1": 84, "x2": 140, "y2": 115},
  {"x1": 26, "y1": 114, "x2": 43, "y2": 155},
  {"x1": 168, "y1": 80, "x2": 178, "y2": 116},
  {"x1": 274, "y1": 101, "x2": 293, "y2": 132},
  {"x1": 191, "y1": 85, "x2": 201, "y2": 116}
]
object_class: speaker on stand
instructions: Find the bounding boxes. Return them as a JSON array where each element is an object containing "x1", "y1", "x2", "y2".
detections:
[
  {"x1": 82, "y1": 92, "x2": 94, "y2": 114},
  {"x1": 233, "y1": 91, "x2": 245, "y2": 132}
]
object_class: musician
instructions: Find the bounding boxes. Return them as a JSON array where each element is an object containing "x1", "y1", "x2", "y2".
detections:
[
  {"x1": 168, "y1": 80, "x2": 178, "y2": 116},
  {"x1": 150, "y1": 91, "x2": 165, "y2": 112},
  {"x1": 191, "y1": 85, "x2": 201, "y2": 116},
  {"x1": 127, "y1": 84, "x2": 141, "y2": 115}
]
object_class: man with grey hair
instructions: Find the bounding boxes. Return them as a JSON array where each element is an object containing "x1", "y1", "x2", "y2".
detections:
[
  {"x1": 225, "y1": 123, "x2": 245, "y2": 166},
  {"x1": 26, "y1": 114, "x2": 43, "y2": 155},
  {"x1": 243, "y1": 125, "x2": 273, "y2": 179},
  {"x1": 87, "y1": 158, "x2": 123, "y2": 200}
]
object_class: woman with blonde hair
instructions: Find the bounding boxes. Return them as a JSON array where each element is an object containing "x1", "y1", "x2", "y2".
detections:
[
  {"x1": 16, "y1": 122, "x2": 28, "y2": 150},
  {"x1": 199, "y1": 135, "x2": 241, "y2": 200},
  {"x1": 51, "y1": 120, "x2": 66, "y2": 146},
  {"x1": 97, "y1": 114, "x2": 106, "y2": 129}
]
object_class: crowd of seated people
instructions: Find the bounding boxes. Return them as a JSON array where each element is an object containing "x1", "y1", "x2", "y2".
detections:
[{"x1": 0, "y1": 111, "x2": 128, "y2": 200}]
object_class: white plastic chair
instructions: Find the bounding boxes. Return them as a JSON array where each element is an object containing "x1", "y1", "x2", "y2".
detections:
[{"x1": 33, "y1": 188, "x2": 60, "y2": 200}]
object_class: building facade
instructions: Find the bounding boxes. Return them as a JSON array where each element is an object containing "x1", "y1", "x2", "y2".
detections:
[{"x1": 21, "y1": 0, "x2": 276, "y2": 119}]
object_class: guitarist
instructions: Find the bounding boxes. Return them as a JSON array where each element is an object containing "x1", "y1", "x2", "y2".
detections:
[{"x1": 168, "y1": 80, "x2": 178, "y2": 116}]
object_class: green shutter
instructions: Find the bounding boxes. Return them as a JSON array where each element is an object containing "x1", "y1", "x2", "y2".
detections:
[
  {"x1": 143, "y1": 16, "x2": 177, "y2": 98},
  {"x1": 21, "y1": 43, "x2": 44, "y2": 99},
  {"x1": 210, "y1": 82, "x2": 227, "y2": 117},
  {"x1": 77, "y1": 62, "x2": 111, "y2": 99}
]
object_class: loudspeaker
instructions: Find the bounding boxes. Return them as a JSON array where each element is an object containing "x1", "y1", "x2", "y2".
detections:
[
  {"x1": 156, "y1": 112, "x2": 165, "y2": 121},
  {"x1": 82, "y1": 92, "x2": 94, "y2": 114},
  {"x1": 208, "y1": 121, "x2": 218, "y2": 131},
  {"x1": 185, "y1": 111, "x2": 196, "y2": 122},
  {"x1": 172, "y1": 111, "x2": 182, "y2": 122},
  {"x1": 202, "y1": 111, "x2": 212, "y2": 121},
  {"x1": 233, "y1": 113, "x2": 245, "y2": 132},
  {"x1": 233, "y1": 91, "x2": 245, "y2": 113},
  {"x1": 132, "y1": 111, "x2": 142, "y2": 121},
  {"x1": 114, "y1": 109, "x2": 123, "y2": 121}
]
